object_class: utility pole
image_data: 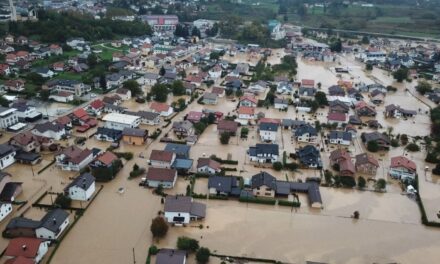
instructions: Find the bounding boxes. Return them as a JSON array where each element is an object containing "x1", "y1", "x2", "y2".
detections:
[{"x1": 132, "y1": 248, "x2": 136, "y2": 264}]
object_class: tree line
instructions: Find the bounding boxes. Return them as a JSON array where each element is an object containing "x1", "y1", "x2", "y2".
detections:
[{"x1": 4, "y1": 10, "x2": 152, "y2": 43}]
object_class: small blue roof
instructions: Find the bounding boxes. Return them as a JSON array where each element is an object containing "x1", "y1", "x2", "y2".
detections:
[{"x1": 172, "y1": 158, "x2": 193, "y2": 170}]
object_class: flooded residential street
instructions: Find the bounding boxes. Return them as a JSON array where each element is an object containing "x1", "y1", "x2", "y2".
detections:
[{"x1": 2, "y1": 45, "x2": 439, "y2": 264}]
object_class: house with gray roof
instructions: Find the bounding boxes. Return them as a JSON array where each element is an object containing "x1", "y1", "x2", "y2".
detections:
[
  {"x1": 165, "y1": 143, "x2": 190, "y2": 159},
  {"x1": 250, "y1": 172, "x2": 323, "y2": 208},
  {"x1": 122, "y1": 128, "x2": 148, "y2": 145},
  {"x1": 202, "y1": 92, "x2": 218, "y2": 105},
  {"x1": 251, "y1": 171, "x2": 277, "y2": 197},
  {"x1": 384, "y1": 104, "x2": 417, "y2": 118},
  {"x1": 95, "y1": 127, "x2": 122, "y2": 142},
  {"x1": 156, "y1": 249, "x2": 186, "y2": 264},
  {"x1": 298, "y1": 87, "x2": 317, "y2": 99},
  {"x1": 208, "y1": 176, "x2": 241, "y2": 196},
  {"x1": 274, "y1": 98, "x2": 289, "y2": 109},
  {"x1": 32, "y1": 121, "x2": 66, "y2": 140},
  {"x1": 164, "y1": 195, "x2": 206, "y2": 225},
  {"x1": 103, "y1": 103, "x2": 127, "y2": 114},
  {"x1": 64, "y1": 173, "x2": 96, "y2": 201},
  {"x1": 282, "y1": 119, "x2": 306, "y2": 130},
  {"x1": 0, "y1": 144, "x2": 16, "y2": 170},
  {"x1": 296, "y1": 145, "x2": 322, "y2": 168},
  {"x1": 328, "y1": 131, "x2": 352, "y2": 146},
  {"x1": 276, "y1": 81, "x2": 293, "y2": 95},
  {"x1": 4, "y1": 217, "x2": 40, "y2": 238},
  {"x1": 361, "y1": 132, "x2": 390, "y2": 150},
  {"x1": 5, "y1": 209, "x2": 69, "y2": 240},
  {"x1": 248, "y1": 144, "x2": 279, "y2": 163},
  {"x1": 125, "y1": 110, "x2": 160, "y2": 125},
  {"x1": 36, "y1": 209, "x2": 69, "y2": 240},
  {"x1": 259, "y1": 122, "x2": 278, "y2": 142},
  {"x1": 294, "y1": 124, "x2": 317, "y2": 143},
  {"x1": 172, "y1": 120, "x2": 194, "y2": 137}
]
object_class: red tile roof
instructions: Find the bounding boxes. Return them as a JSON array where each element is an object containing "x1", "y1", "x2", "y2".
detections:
[
  {"x1": 146, "y1": 167, "x2": 176, "y2": 182},
  {"x1": 390, "y1": 156, "x2": 416, "y2": 172},
  {"x1": 327, "y1": 112, "x2": 346, "y2": 122},
  {"x1": 56, "y1": 116, "x2": 72, "y2": 126},
  {"x1": 96, "y1": 151, "x2": 118, "y2": 166},
  {"x1": 240, "y1": 95, "x2": 258, "y2": 104},
  {"x1": 90, "y1": 99, "x2": 104, "y2": 110},
  {"x1": 212, "y1": 87, "x2": 225, "y2": 95},
  {"x1": 238, "y1": 106, "x2": 255, "y2": 115},
  {"x1": 150, "y1": 102, "x2": 170, "y2": 113},
  {"x1": 197, "y1": 158, "x2": 221, "y2": 170},
  {"x1": 217, "y1": 120, "x2": 238, "y2": 132},
  {"x1": 301, "y1": 79, "x2": 315, "y2": 87},
  {"x1": 72, "y1": 108, "x2": 88, "y2": 119},
  {"x1": 187, "y1": 111, "x2": 203, "y2": 122},
  {"x1": 150, "y1": 150, "x2": 174, "y2": 162},
  {"x1": 4, "y1": 256, "x2": 35, "y2": 264},
  {"x1": 259, "y1": 118, "x2": 281, "y2": 125},
  {"x1": 5, "y1": 238, "x2": 43, "y2": 259}
]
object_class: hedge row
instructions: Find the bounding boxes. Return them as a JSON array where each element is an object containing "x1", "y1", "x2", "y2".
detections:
[
  {"x1": 209, "y1": 195, "x2": 229, "y2": 200},
  {"x1": 239, "y1": 197, "x2": 276, "y2": 205},
  {"x1": 210, "y1": 155, "x2": 238, "y2": 165},
  {"x1": 194, "y1": 173, "x2": 210, "y2": 178},
  {"x1": 114, "y1": 152, "x2": 133, "y2": 161},
  {"x1": 192, "y1": 193, "x2": 208, "y2": 199},
  {"x1": 278, "y1": 200, "x2": 301, "y2": 207},
  {"x1": 221, "y1": 167, "x2": 237, "y2": 172}
]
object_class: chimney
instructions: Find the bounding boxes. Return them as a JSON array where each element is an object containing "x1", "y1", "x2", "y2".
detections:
[
  {"x1": 22, "y1": 245, "x2": 26, "y2": 251},
  {"x1": 53, "y1": 218, "x2": 57, "y2": 225}
]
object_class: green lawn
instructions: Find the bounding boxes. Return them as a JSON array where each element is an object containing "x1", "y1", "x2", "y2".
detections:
[{"x1": 372, "y1": 17, "x2": 413, "y2": 24}]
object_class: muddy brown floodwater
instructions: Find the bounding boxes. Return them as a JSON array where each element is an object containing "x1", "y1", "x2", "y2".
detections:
[{"x1": 40, "y1": 49, "x2": 440, "y2": 264}]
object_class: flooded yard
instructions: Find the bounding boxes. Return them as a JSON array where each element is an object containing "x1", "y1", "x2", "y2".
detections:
[{"x1": 2, "y1": 44, "x2": 440, "y2": 264}]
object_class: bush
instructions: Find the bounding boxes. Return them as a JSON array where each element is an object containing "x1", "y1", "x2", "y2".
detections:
[
  {"x1": 284, "y1": 162, "x2": 299, "y2": 171},
  {"x1": 220, "y1": 132, "x2": 231, "y2": 144},
  {"x1": 357, "y1": 176, "x2": 366, "y2": 189},
  {"x1": 426, "y1": 152, "x2": 439, "y2": 163},
  {"x1": 272, "y1": 162, "x2": 283, "y2": 171},
  {"x1": 129, "y1": 167, "x2": 145, "y2": 178},
  {"x1": 400, "y1": 134, "x2": 409, "y2": 145},
  {"x1": 54, "y1": 193, "x2": 72, "y2": 209},
  {"x1": 335, "y1": 176, "x2": 356, "y2": 188},
  {"x1": 416, "y1": 80, "x2": 433, "y2": 95},
  {"x1": 192, "y1": 193, "x2": 208, "y2": 199},
  {"x1": 196, "y1": 247, "x2": 211, "y2": 264},
  {"x1": 386, "y1": 85, "x2": 397, "y2": 92},
  {"x1": 210, "y1": 155, "x2": 238, "y2": 165},
  {"x1": 433, "y1": 164, "x2": 440, "y2": 175},
  {"x1": 150, "y1": 216, "x2": 168, "y2": 238},
  {"x1": 148, "y1": 245, "x2": 159, "y2": 255},
  {"x1": 367, "y1": 140, "x2": 379, "y2": 152},
  {"x1": 390, "y1": 139, "x2": 399, "y2": 147},
  {"x1": 405, "y1": 143, "x2": 420, "y2": 152},
  {"x1": 177, "y1": 236, "x2": 199, "y2": 252},
  {"x1": 375, "y1": 179, "x2": 387, "y2": 190},
  {"x1": 208, "y1": 195, "x2": 229, "y2": 200},
  {"x1": 240, "y1": 127, "x2": 249, "y2": 138},
  {"x1": 114, "y1": 152, "x2": 133, "y2": 160}
]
